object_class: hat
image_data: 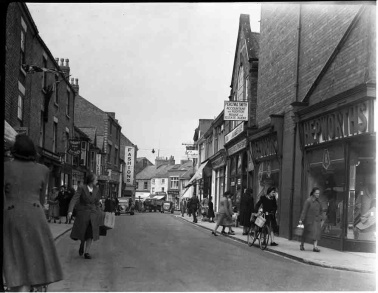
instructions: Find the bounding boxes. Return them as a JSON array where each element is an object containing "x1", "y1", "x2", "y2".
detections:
[{"x1": 11, "y1": 134, "x2": 37, "y2": 161}]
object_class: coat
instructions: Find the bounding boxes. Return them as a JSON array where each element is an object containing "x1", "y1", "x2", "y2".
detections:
[
  {"x1": 239, "y1": 193, "x2": 254, "y2": 227},
  {"x1": 300, "y1": 197, "x2": 323, "y2": 241},
  {"x1": 68, "y1": 185, "x2": 101, "y2": 242},
  {"x1": 48, "y1": 192, "x2": 60, "y2": 218},
  {"x1": 3, "y1": 160, "x2": 63, "y2": 288}
]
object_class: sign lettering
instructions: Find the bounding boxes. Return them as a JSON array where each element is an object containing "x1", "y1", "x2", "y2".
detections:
[
  {"x1": 124, "y1": 146, "x2": 135, "y2": 185},
  {"x1": 302, "y1": 101, "x2": 371, "y2": 146},
  {"x1": 224, "y1": 101, "x2": 248, "y2": 121},
  {"x1": 225, "y1": 122, "x2": 244, "y2": 144}
]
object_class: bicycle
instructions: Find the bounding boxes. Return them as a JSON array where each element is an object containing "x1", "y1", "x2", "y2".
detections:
[{"x1": 247, "y1": 212, "x2": 270, "y2": 250}]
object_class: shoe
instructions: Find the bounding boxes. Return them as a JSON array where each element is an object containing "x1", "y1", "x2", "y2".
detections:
[
  {"x1": 210, "y1": 221, "x2": 215, "y2": 223},
  {"x1": 242, "y1": 232, "x2": 248, "y2": 235},
  {"x1": 211, "y1": 231, "x2": 218, "y2": 236},
  {"x1": 228, "y1": 231, "x2": 235, "y2": 235},
  {"x1": 79, "y1": 245, "x2": 84, "y2": 256},
  {"x1": 300, "y1": 244, "x2": 305, "y2": 251},
  {"x1": 84, "y1": 253, "x2": 92, "y2": 259},
  {"x1": 313, "y1": 247, "x2": 320, "y2": 252},
  {"x1": 271, "y1": 242, "x2": 278, "y2": 246}
]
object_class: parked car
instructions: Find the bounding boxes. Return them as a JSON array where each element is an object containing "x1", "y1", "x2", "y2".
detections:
[
  {"x1": 161, "y1": 201, "x2": 174, "y2": 213},
  {"x1": 116, "y1": 197, "x2": 135, "y2": 215},
  {"x1": 144, "y1": 198, "x2": 157, "y2": 212}
]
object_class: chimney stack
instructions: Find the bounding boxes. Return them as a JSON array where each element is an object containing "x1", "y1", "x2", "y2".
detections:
[
  {"x1": 59, "y1": 57, "x2": 70, "y2": 79},
  {"x1": 71, "y1": 77, "x2": 79, "y2": 94}
]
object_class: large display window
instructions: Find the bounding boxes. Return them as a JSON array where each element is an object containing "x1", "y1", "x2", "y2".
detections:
[
  {"x1": 348, "y1": 141, "x2": 376, "y2": 241},
  {"x1": 306, "y1": 143, "x2": 345, "y2": 239}
]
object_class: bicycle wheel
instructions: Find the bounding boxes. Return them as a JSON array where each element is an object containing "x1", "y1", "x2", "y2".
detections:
[
  {"x1": 259, "y1": 226, "x2": 270, "y2": 250},
  {"x1": 247, "y1": 228, "x2": 258, "y2": 247}
]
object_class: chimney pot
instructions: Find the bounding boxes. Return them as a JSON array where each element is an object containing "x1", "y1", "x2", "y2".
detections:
[
  {"x1": 71, "y1": 78, "x2": 74, "y2": 84},
  {"x1": 65, "y1": 58, "x2": 69, "y2": 67},
  {"x1": 60, "y1": 58, "x2": 64, "y2": 66},
  {"x1": 75, "y1": 78, "x2": 78, "y2": 85},
  {"x1": 55, "y1": 57, "x2": 59, "y2": 63}
]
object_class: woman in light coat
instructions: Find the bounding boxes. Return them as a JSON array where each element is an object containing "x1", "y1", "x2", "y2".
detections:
[
  {"x1": 4, "y1": 134, "x2": 63, "y2": 291},
  {"x1": 211, "y1": 191, "x2": 234, "y2": 236},
  {"x1": 68, "y1": 173, "x2": 102, "y2": 259},
  {"x1": 299, "y1": 187, "x2": 323, "y2": 252}
]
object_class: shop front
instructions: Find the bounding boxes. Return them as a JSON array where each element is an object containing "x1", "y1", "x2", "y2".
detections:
[
  {"x1": 297, "y1": 92, "x2": 375, "y2": 252},
  {"x1": 226, "y1": 137, "x2": 248, "y2": 210},
  {"x1": 38, "y1": 147, "x2": 62, "y2": 191},
  {"x1": 209, "y1": 149, "x2": 227, "y2": 212}
]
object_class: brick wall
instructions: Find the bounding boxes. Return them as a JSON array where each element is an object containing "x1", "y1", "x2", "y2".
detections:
[{"x1": 6, "y1": 3, "x2": 74, "y2": 159}]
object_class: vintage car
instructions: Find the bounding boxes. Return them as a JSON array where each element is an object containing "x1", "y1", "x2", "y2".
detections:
[
  {"x1": 116, "y1": 197, "x2": 135, "y2": 215},
  {"x1": 161, "y1": 201, "x2": 175, "y2": 213}
]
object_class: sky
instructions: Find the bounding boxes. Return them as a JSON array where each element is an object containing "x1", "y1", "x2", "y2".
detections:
[{"x1": 26, "y1": 3, "x2": 261, "y2": 164}]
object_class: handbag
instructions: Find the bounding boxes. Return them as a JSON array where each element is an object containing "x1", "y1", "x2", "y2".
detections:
[
  {"x1": 103, "y1": 212, "x2": 115, "y2": 229},
  {"x1": 294, "y1": 223, "x2": 304, "y2": 237},
  {"x1": 255, "y1": 214, "x2": 266, "y2": 228}
]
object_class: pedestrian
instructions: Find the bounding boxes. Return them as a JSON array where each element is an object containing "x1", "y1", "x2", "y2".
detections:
[
  {"x1": 255, "y1": 186, "x2": 279, "y2": 246},
  {"x1": 221, "y1": 192, "x2": 236, "y2": 235},
  {"x1": 67, "y1": 173, "x2": 102, "y2": 259},
  {"x1": 239, "y1": 188, "x2": 254, "y2": 235},
  {"x1": 188, "y1": 194, "x2": 200, "y2": 223},
  {"x1": 48, "y1": 187, "x2": 60, "y2": 223},
  {"x1": 299, "y1": 187, "x2": 323, "y2": 252},
  {"x1": 3, "y1": 134, "x2": 63, "y2": 291},
  {"x1": 65, "y1": 186, "x2": 75, "y2": 223},
  {"x1": 57, "y1": 185, "x2": 69, "y2": 224},
  {"x1": 201, "y1": 196, "x2": 209, "y2": 221},
  {"x1": 180, "y1": 199, "x2": 187, "y2": 217},
  {"x1": 208, "y1": 196, "x2": 215, "y2": 223},
  {"x1": 212, "y1": 191, "x2": 233, "y2": 236}
]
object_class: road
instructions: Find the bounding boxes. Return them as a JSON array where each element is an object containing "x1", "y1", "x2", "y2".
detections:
[{"x1": 50, "y1": 212, "x2": 376, "y2": 291}]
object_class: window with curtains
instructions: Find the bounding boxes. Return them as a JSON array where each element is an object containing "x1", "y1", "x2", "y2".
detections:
[{"x1": 170, "y1": 177, "x2": 179, "y2": 189}]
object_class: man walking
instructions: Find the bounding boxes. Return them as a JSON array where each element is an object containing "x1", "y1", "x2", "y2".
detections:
[
  {"x1": 188, "y1": 194, "x2": 200, "y2": 223},
  {"x1": 180, "y1": 199, "x2": 187, "y2": 217}
]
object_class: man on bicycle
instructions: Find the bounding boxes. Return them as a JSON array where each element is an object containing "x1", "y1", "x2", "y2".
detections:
[{"x1": 254, "y1": 186, "x2": 279, "y2": 246}]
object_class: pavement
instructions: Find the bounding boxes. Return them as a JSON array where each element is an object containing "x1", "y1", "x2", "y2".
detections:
[{"x1": 48, "y1": 213, "x2": 377, "y2": 275}]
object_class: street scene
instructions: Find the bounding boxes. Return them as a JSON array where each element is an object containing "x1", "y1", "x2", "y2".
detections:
[
  {"x1": 2, "y1": 2, "x2": 377, "y2": 292},
  {"x1": 50, "y1": 212, "x2": 375, "y2": 292}
]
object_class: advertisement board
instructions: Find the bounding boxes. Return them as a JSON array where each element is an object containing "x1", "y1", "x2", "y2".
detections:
[{"x1": 224, "y1": 101, "x2": 248, "y2": 121}]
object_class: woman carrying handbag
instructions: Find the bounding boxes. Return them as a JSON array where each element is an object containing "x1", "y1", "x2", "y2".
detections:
[
  {"x1": 299, "y1": 187, "x2": 323, "y2": 252},
  {"x1": 67, "y1": 173, "x2": 102, "y2": 259}
]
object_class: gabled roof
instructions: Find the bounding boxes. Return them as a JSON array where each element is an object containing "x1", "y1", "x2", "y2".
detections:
[
  {"x1": 154, "y1": 164, "x2": 175, "y2": 178},
  {"x1": 136, "y1": 165, "x2": 158, "y2": 180},
  {"x1": 230, "y1": 14, "x2": 260, "y2": 86},
  {"x1": 78, "y1": 127, "x2": 97, "y2": 142}
]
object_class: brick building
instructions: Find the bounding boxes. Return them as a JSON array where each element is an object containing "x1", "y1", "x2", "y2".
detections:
[
  {"x1": 257, "y1": 3, "x2": 375, "y2": 252},
  {"x1": 5, "y1": 2, "x2": 76, "y2": 190},
  {"x1": 74, "y1": 95, "x2": 122, "y2": 198}
]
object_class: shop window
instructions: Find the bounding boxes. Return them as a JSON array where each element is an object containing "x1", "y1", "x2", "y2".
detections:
[
  {"x1": 348, "y1": 142, "x2": 376, "y2": 241},
  {"x1": 306, "y1": 144, "x2": 345, "y2": 239}
]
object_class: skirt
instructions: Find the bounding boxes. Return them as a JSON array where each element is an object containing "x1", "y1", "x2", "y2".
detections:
[{"x1": 217, "y1": 213, "x2": 233, "y2": 227}]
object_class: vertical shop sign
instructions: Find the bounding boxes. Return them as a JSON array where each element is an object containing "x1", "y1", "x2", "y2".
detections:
[
  {"x1": 125, "y1": 146, "x2": 135, "y2": 185},
  {"x1": 266, "y1": 161, "x2": 271, "y2": 178},
  {"x1": 258, "y1": 162, "x2": 263, "y2": 181},
  {"x1": 96, "y1": 154, "x2": 101, "y2": 175}
]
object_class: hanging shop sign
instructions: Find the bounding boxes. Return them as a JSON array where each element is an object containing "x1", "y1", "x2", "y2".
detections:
[
  {"x1": 224, "y1": 101, "x2": 249, "y2": 121},
  {"x1": 225, "y1": 122, "x2": 244, "y2": 144},
  {"x1": 250, "y1": 134, "x2": 278, "y2": 161},
  {"x1": 124, "y1": 146, "x2": 135, "y2": 185},
  {"x1": 185, "y1": 150, "x2": 199, "y2": 159},
  {"x1": 301, "y1": 100, "x2": 372, "y2": 147},
  {"x1": 67, "y1": 139, "x2": 81, "y2": 156},
  {"x1": 228, "y1": 138, "x2": 247, "y2": 156}
]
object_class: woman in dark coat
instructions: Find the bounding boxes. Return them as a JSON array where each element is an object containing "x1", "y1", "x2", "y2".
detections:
[
  {"x1": 57, "y1": 186, "x2": 69, "y2": 223},
  {"x1": 3, "y1": 134, "x2": 63, "y2": 291},
  {"x1": 239, "y1": 188, "x2": 254, "y2": 235},
  {"x1": 299, "y1": 187, "x2": 323, "y2": 252},
  {"x1": 68, "y1": 173, "x2": 102, "y2": 259},
  {"x1": 207, "y1": 196, "x2": 215, "y2": 223}
]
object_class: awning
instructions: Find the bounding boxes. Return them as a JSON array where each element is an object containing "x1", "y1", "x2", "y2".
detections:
[
  {"x1": 180, "y1": 186, "x2": 194, "y2": 199},
  {"x1": 4, "y1": 120, "x2": 17, "y2": 149},
  {"x1": 135, "y1": 192, "x2": 151, "y2": 200},
  {"x1": 153, "y1": 195, "x2": 165, "y2": 200},
  {"x1": 185, "y1": 160, "x2": 210, "y2": 188}
]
